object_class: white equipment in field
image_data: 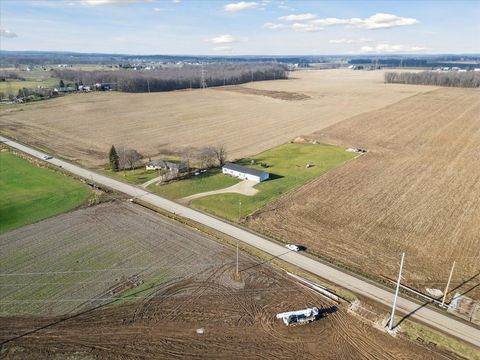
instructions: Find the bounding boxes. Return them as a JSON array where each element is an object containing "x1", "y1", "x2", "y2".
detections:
[{"x1": 276, "y1": 307, "x2": 319, "y2": 326}]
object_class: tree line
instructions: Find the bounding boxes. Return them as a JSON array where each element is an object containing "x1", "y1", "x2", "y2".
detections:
[
  {"x1": 52, "y1": 63, "x2": 288, "y2": 93},
  {"x1": 384, "y1": 71, "x2": 480, "y2": 88},
  {"x1": 108, "y1": 144, "x2": 227, "y2": 172}
]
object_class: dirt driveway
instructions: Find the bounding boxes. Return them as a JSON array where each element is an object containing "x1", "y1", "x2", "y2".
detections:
[{"x1": 179, "y1": 180, "x2": 258, "y2": 204}]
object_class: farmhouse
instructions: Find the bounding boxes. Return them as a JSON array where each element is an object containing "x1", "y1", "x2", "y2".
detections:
[
  {"x1": 146, "y1": 160, "x2": 167, "y2": 170},
  {"x1": 166, "y1": 161, "x2": 187, "y2": 173},
  {"x1": 146, "y1": 160, "x2": 187, "y2": 172},
  {"x1": 222, "y1": 163, "x2": 269, "y2": 183}
]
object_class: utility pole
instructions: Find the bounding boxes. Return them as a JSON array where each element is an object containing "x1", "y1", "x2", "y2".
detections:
[
  {"x1": 236, "y1": 200, "x2": 241, "y2": 276},
  {"x1": 146, "y1": 78, "x2": 151, "y2": 93},
  {"x1": 442, "y1": 261, "x2": 456, "y2": 307},
  {"x1": 200, "y1": 64, "x2": 207, "y2": 89},
  {"x1": 236, "y1": 239, "x2": 239, "y2": 276},
  {"x1": 389, "y1": 252, "x2": 405, "y2": 331},
  {"x1": 238, "y1": 199, "x2": 242, "y2": 221}
]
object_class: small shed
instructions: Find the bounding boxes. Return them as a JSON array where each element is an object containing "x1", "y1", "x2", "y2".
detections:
[{"x1": 222, "y1": 163, "x2": 269, "y2": 183}]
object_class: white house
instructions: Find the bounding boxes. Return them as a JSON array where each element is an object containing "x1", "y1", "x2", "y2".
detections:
[
  {"x1": 222, "y1": 163, "x2": 269, "y2": 183},
  {"x1": 145, "y1": 159, "x2": 167, "y2": 170}
]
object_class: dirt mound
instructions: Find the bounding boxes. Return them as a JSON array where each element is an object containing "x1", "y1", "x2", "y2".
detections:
[{"x1": 218, "y1": 85, "x2": 311, "y2": 100}]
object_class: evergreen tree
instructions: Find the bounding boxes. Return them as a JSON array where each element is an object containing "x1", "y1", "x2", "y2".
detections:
[{"x1": 109, "y1": 145, "x2": 119, "y2": 171}]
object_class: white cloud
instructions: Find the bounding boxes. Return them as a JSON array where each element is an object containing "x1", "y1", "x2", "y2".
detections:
[
  {"x1": 329, "y1": 38, "x2": 373, "y2": 44},
  {"x1": 263, "y1": 22, "x2": 286, "y2": 30},
  {"x1": 153, "y1": 7, "x2": 167, "y2": 12},
  {"x1": 357, "y1": 13, "x2": 418, "y2": 29},
  {"x1": 224, "y1": 2, "x2": 258, "y2": 12},
  {"x1": 278, "y1": 4, "x2": 294, "y2": 11},
  {"x1": 213, "y1": 46, "x2": 233, "y2": 52},
  {"x1": 310, "y1": 17, "x2": 351, "y2": 26},
  {"x1": 170, "y1": 0, "x2": 181, "y2": 3},
  {"x1": 80, "y1": 0, "x2": 151, "y2": 5},
  {"x1": 279, "y1": 13, "x2": 317, "y2": 21},
  {"x1": 310, "y1": 13, "x2": 418, "y2": 29},
  {"x1": 360, "y1": 43, "x2": 429, "y2": 53},
  {"x1": 208, "y1": 34, "x2": 246, "y2": 44},
  {"x1": 0, "y1": 29, "x2": 18, "y2": 38},
  {"x1": 291, "y1": 23, "x2": 322, "y2": 33}
]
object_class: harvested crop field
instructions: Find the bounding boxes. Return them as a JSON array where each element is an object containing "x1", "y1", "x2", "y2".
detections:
[
  {"x1": 0, "y1": 70, "x2": 436, "y2": 167},
  {"x1": 248, "y1": 87, "x2": 480, "y2": 300},
  {"x1": 0, "y1": 202, "x2": 232, "y2": 315},
  {"x1": 1, "y1": 255, "x2": 446, "y2": 359}
]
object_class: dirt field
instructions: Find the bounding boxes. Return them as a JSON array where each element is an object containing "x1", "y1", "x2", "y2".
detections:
[
  {"x1": 0, "y1": 257, "x2": 447, "y2": 359},
  {"x1": 0, "y1": 200, "x2": 456, "y2": 359},
  {"x1": 0, "y1": 70, "x2": 436, "y2": 167},
  {"x1": 248, "y1": 87, "x2": 480, "y2": 300}
]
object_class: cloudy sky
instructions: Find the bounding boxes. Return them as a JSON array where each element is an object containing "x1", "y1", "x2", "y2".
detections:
[{"x1": 0, "y1": 0, "x2": 479, "y2": 55}]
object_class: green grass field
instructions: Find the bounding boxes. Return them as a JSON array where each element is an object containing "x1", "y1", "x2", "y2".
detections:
[
  {"x1": 0, "y1": 152, "x2": 91, "y2": 233},
  {"x1": 191, "y1": 144, "x2": 356, "y2": 221},
  {"x1": 149, "y1": 169, "x2": 241, "y2": 198},
  {"x1": 103, "y1": 168, "x2": 163, "y2": 185},
  {"x1": 0, "y1": 77, "x2": 59, "y2": 95}
]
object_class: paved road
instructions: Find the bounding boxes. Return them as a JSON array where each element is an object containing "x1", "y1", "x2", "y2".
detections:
[{"x1": 2, "y1": 136, "x2": 479, "y2": 348}]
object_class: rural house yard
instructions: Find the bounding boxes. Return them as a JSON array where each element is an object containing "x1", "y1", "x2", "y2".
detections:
[{"x1": 152, "y1": 143, "x2": 356, "y2": 221}]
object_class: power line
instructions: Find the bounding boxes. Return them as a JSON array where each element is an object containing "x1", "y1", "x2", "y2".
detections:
[
  {"x1": 0, "y1": 286, "x2": 321, "y2": 305},
  {"x1": 0, "y1": 262, "x2": 229, "y2": 277}
]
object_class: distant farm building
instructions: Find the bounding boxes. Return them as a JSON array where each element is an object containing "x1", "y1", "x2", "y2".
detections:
[{"x1": 222, "y1": 163, "x2": 269, "y2": 183}]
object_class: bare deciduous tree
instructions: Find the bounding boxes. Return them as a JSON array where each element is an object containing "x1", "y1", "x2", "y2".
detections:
[
  {"x1": 212, "y1": 144, "x2": 227, "y2": 166},
  {"x1": 197, "y1": 146, "x2": 216, "y2": 169},
  {"x1": 116, "y1": 146, "x2": 143, "y2": 172},
  {"x1": 52, "y1": 63, "x2": 288, "y2": 93},
  {"x1": 125, "y1": 149, "x2": 143, "y2": 170},
  {"x1": 181, "y1": 146, "x2": 195, "y2": 172}
]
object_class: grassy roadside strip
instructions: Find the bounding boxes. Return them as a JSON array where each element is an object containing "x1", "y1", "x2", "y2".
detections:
[
  {"x1": 0, "y1": 144, "x2": 126, "y2": 206},
  {"x1": 133, "y1": 198, "x2": 480, "y2": 359},
  {"x1": 401, "y1": 320, "x2": 480, "y2": 360},
  {"x1": 99, "y1": 168, "x2": 162, "y2": 185},
  {"x1": 0, "y1": 130, "x2": 91, "y2": 168}
]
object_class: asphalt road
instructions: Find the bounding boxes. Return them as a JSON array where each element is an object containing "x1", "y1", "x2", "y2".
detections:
[{"x1": 2, "y1": 136, "x2": 479, "y2": 348}]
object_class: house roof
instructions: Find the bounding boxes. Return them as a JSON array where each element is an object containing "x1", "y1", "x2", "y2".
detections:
[
  {"x1": 223, "y1": 162, "x2": 269, "y2": 178},
  {"x1": 146, "y1": 160, "x2": 166, "y2": 167},
  {"x1": 165, "y1": 161, "x2": 186, "y2": 169}
]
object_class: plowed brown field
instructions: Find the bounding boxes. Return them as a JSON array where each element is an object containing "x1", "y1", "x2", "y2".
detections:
[
  {"x1": 0, "y1": 70, "x2": 435, "y2": 167},
  {"x1": 248, "y1": 88, "x2": 480, "y2": 300},
  {"x1": 1, "y1": 260, "x2": 445, "y2": 360},
  {"x1": 0, "y1": 201, "x2": 451, "y2": 359}
]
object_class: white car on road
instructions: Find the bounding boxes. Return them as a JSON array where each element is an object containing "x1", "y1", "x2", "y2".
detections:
[
  {"x1": 42, "y1": 155, "x2": 53, "y2": 160},
  {"x1": 285, "y1": 244, "x2": 301, "y2": 252}
]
